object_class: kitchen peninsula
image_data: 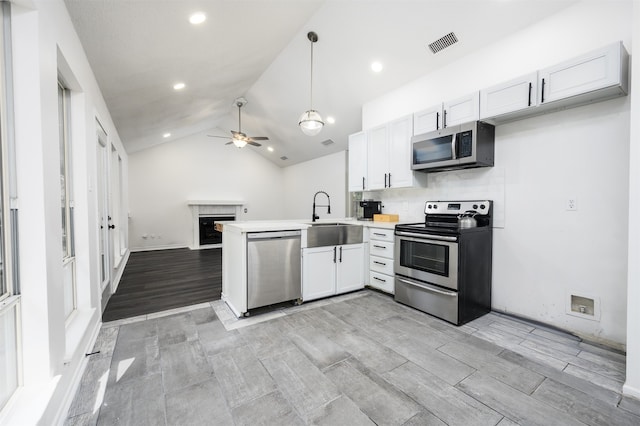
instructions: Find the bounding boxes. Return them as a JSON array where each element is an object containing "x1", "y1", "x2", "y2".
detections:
[{"x1": 221, "y1": 219, "x2": 399, "y2": 317}]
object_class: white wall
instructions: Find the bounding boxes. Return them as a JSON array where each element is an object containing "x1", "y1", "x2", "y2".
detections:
[
  {"x1": 361, "y1": 0, "x2": 632, "y2": 347},
  {"x1": 3, "y1": 0, "x2": 128, "y2": 423},
  {"x1": 623, "y1": 0, "x2": 640, "y2": 401},
  {"x1": 128, "y1": 130, "x2": 286, "y2": 250},
  {"x1": 281, "y1": 151, "x2": 347, "y2": 221}
]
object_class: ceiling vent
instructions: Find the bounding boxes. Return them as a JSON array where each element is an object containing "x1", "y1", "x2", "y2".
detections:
[
  {"x1": 321, "y1": 139, "x2": 334, "y2": 146},
  {"x1": 280, "y1": 156, "x2": 288, "y2": 161},
  {"x1": 428, "y1": 32, "x2": 458, "y2": 54}
]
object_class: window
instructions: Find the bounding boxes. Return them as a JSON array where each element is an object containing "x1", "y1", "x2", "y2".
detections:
[
  {"x1": 58, "y1": 81, "x2": 76, "y2": 319},
  {"x1": 0, "y1": 1, "x2": 20, "y2": 412}
]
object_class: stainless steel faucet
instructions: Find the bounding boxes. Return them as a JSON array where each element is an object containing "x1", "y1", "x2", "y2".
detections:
[{"x1": 312, "y1": 191, "x2": 331, "y2": 222}]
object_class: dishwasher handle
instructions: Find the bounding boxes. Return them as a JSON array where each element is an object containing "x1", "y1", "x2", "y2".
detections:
[{"x1": 247, "y1": 230, "x2": 302, "y2": 240}]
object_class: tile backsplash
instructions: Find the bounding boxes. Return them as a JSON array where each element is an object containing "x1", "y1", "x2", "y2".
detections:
[{"x1": 362, "y1": 167, "x2": 505, "y2": 228}]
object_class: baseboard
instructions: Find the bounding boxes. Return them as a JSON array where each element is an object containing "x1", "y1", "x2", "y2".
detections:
[
  {"x1": 623, "y1": 383, "x2": 640, "y2": 400},
  {"x1": 130, "y1": 244, "x2": 188, "y2": 252}
]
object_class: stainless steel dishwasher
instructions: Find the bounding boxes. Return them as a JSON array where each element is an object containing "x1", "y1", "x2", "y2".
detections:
[{"x1": 246, "y1": 230, "x2": 302, "y2": 310}]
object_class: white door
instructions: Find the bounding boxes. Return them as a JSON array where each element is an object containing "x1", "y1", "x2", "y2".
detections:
[
  {"x1": 443, "y1": 92, "x2": 480, "y2": 127},
  {"x1": 96, "y1": 121, "x2": 111, "y2": 311},
  {"x1": 387, "y1": 115, "x2": 414, "y2": 189},
  {"x1": 366, "y1": 125, "x2": 388, "y2": 190},
  {"x1": 336, "y1": 244, "x2": 364, "y2": 294},
  {"x1": 302, "y1": 246, "x2": 336, "y2": 301},
  {"x1": 348, "y1": 131, "x2": 368, "y2": 192},
  {"x1": 110, "y1": 144, "x2": 123, "y2": 274}
]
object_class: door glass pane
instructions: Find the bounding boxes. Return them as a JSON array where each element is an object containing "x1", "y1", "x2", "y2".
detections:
[
  {"x1": 399, "y1": 240, "x2": 449, "y2": 276},
  {"x1": 63, "y1": 260, "x2": 75, "y2": 318},
  {"x1": 0, "y1": 303, "x2": 18, "y2": 408},
  {"x1": 413, "y1": 135, "x2": 454, "y2": 164}
]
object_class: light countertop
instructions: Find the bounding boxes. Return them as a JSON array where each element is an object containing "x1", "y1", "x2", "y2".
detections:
[{"x1": 221, "y1": 218, "x2": 413, "y2": 233}]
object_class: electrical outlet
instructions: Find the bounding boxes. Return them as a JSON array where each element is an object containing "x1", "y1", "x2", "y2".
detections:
[{"x1": 566, "y1": 197, "x2": 577, "y2": 211}]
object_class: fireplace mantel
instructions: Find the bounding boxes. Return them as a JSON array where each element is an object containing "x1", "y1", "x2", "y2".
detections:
[{"x1": 188, "y1": 201, "x2": 243, "y2": 249}]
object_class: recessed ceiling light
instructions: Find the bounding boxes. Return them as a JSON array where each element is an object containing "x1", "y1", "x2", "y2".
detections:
[
  {"x1": 267, "y1": 146, "x2": 274, "y2": 152},
  {"x1": 173, "y1": 82, "x2": 186, "y2": 90},
  {"x1": 163, "y1": 133, "x2": 171, "y2": 138},
  {"x1": 326, "y1": 116, "x2": 335, "y2": 124},
  {"x1": 371, "y1": 62, "x2": 383, "y2": 73},
  {"x1": 189, "y1": 12, "x2": 206, "y2": 25}
]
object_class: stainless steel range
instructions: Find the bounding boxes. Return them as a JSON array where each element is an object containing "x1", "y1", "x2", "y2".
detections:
[{"x1": 394, "y1": 200, "x2": 493, "y2": 325}]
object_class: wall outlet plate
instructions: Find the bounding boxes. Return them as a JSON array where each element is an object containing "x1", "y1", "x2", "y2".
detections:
[{"x1": 566, "y1": 197, "x2": 577, "y2": 211}]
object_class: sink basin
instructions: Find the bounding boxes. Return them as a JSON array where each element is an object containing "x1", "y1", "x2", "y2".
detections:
[{"x1": 306, "y1": 223, "x2": 363, "y2": 247}]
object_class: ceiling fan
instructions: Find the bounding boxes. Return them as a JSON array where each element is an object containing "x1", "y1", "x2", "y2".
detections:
[{"x1": 208, "y1": 97, "x2": 268, "y2": 148}]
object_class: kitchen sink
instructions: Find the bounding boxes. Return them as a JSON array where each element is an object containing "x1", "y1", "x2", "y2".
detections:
[{"x1": 306, "y1": 223, "x2": 363, "y2": 247}]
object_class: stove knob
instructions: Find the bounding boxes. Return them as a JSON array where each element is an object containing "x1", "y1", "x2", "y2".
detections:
[
  {"x1": 427, "y1": 204, "x2": 432, "y2": 209},
  {"x1": 480, "y1": 204, "x2": 486, "y2": 210},
  {"x1": 433, "y1": 204, "x2": 438, "y2": 209},
  {"x1": 473, "y1": 204, "x2": 478, "y2": 209}
]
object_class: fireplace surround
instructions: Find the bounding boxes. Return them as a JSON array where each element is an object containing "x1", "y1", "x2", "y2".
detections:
[{"x1": 188, "y1": 200, "x2": 243, "y2": 249}]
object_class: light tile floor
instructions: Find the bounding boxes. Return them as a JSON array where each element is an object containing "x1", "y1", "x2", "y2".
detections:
[{"x1": 65, "y1": 290, "x2": 640, "y2": 425}]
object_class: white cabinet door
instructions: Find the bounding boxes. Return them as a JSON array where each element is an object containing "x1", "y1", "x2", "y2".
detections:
[
  {"x1": 366, "y1": 124, "x2": 389, "y2": 190},
  {"x1": 387, "y1": 115, "x2": 414, "y2": 189},
  {"x1": 336, "y1": 244, "x2": 365, "y2": 294},
  {"x1": 348, "y1": 131, "x2": 368, "y2": 192},
  {"x1": 480, "y1": 72, "x2": 538, "y2": 119},
  {"x1": 413, "y1": 104, "x2": 442, "y2": 135},
  {"x1": 539, "y1": 42, "x2": 626, "y2": 104},
  {"x1": 302, "y1": 246, "x2": 336, "y2": 301},
  {"x1": 443, "y1": 92, "x2": 480, "y2": 127}
]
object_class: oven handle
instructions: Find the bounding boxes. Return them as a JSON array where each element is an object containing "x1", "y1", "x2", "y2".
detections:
[
  {"x1": 396, "y1": 277, "x2": 457, "y2": 297},
  {"x1": 395, "y1": 231, "x2": 457, "y2": 242},
  {"x1": 451, "y1": 132, "x2": 457, "y2": 160}
]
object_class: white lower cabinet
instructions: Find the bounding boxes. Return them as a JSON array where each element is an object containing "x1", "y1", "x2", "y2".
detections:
[
  {"x1": 302, "y1": 243, "x2": 364, "y2": 302},
  {"x1": 367, "y1": 227, "x2": 395, "y2": 294}
]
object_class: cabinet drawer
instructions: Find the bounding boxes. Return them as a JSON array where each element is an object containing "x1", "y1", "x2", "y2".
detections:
[
  {"x1": 369, "y1": 228, "x2": 394, "y2": 242},
  {"x1": 369, "y1": 271, "x2": 394, "y2": 294},
  {"x1": 370, "y1": 255, "x2": 394, "y2": 276},
  {"x1": 369, "y1": 240, "x2": 394, "y2": 259}
]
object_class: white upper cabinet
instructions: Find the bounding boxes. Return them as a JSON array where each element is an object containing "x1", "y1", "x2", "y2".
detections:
[
  {"x1": 366, "y1": 124, "x2": 388, "y2": 190},
  {"x1": 442, "y1": 92, "x2": 480, "y2": 128},
  {"x1": 387, "y1": 115, "x2": 414, "y2": 189},
  {"x1": 480, "y1": 72, "x2": 538, "y2": 119},
  {"x1": 413, "y1": 104, "x2": 442, "y2": 135},
  {"x1": 348, "y1": 131, "x2": 368, "y2": 192},
  {"x1": 367, "y1": 115, "x2": 415, "y2": 190},
  {"x1": 539, "y1": 41, "x2": 628, "y2": 105}
]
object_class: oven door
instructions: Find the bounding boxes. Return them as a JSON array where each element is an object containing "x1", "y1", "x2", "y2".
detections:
[{"x1": 394, "y1": 232, "x2": 458, "y2": 290}]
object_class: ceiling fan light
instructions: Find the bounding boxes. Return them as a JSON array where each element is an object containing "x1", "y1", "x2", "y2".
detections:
[
  {"x1": 232, "y1": 138, "x2": 247, "y2": 148},
  {"x1": 299, "y1": 110, "x2": 324, "y2": 136}
]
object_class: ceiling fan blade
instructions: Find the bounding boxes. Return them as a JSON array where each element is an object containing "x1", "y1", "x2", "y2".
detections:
[
  {"x1": 248, "y1": 141, "x2": 262, "y2": 147},
  {"x1": 248, "y1": 136, "x2": 269, "y2": 141},
  {"x1": 207, "y1": 135, "x2": 229, "y2": 139},
  {"x1": 225, "y1": 141, "x2": 233, "y2": 145}
]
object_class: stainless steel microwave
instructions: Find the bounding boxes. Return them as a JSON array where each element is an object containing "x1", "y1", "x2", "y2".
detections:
[{"x1": 411, "y1": 121, "x2": 495, "y2": 172}]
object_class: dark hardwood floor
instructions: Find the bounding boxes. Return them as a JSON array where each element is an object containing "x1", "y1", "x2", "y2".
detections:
[{"x1": 102, "y1": 248, "x2": 222, "y2": 322}]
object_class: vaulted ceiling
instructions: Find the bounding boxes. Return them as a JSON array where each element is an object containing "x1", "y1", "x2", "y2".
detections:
[{"x1": 64, "y1": 0, "x2": 578, "y2": 166}]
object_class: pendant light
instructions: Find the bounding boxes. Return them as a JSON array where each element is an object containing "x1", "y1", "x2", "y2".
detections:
[{"x1": 299, "y1": 31, "x2": 324, "y2": 136}]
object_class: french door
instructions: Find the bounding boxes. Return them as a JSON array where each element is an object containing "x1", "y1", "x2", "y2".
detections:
[{"x1": 96, "y1": 121, "x2": 111, "y2": 311}]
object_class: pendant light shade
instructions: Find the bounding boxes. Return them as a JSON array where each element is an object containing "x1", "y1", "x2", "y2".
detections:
[{"x1": 299, "y1": 31, "x2": 324, "y2": 136}]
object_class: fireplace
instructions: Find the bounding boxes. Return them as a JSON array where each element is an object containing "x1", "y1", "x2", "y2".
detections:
[
  {"x1": 188, "y1": 201, "x2": 243, "y2": 249},
  {"x1": 199, "y1": 215, "x2": 235, "y2": 246}
]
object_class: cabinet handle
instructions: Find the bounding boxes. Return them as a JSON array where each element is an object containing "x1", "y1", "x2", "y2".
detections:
[
  {"x1": 384, "y1": 173, "x2": 388, "y2": 188},
  {"x1": 339, "y1": 246, "x2": 343, "y2": 263},
  {"x1": 362, "y1": 177, "x2": 365, "y2": 190},
  {"x1": 541, "y1": 78, "x2": 546, "y2": 103},
  {"x1": 443, "y1": 110, "x2": 447, "y2": 128},
  {"x1": 436, "y1": 112, "x2": 440, "y2": 130},
  {"x1": 373, "y1": 232, "x2": 386, "y2": 237},
  {"x1": 373, "y1": 260, "x2": 386, "y2": 266},
  {"x1": 388, "y1": 173, "x2": 391, "y2": 188},
  {"x1": 333, "y1": 246, "x2": 337, "y2": 263},
  {"x1": 373, "y1": 245, "x2": 386, "y2": 249},
  {"x1": 528, "y1": 82, "x2": 532, "y2": 107},
  {"x1": 373, "y1": 276, "x2": 387, "y2": 282}
]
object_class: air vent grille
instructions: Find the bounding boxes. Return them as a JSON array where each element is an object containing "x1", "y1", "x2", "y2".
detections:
[
  {"x1": 428, "y1": 32, "x2": 458, "y2": 54},
  {"x1": 321, "y1": 139, "x2": 334, "y2": 146},
  {"x1": 280, "y1": 156, "x2": 288, "y2": 161}
]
